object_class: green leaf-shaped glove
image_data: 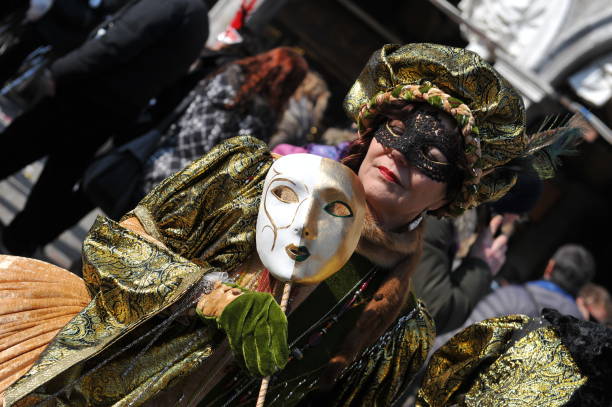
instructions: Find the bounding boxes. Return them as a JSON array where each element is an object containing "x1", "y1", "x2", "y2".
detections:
[{"x1": 217, "y1": 291, "x2": 289, "y2": 377}]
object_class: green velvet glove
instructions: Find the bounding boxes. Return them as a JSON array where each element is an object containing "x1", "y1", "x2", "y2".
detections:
[{"x1": 217, "y1": 291, "x2": 289, "y2": 377}]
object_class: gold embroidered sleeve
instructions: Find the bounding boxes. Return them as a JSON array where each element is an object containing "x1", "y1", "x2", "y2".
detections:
[
  {"x1": 5, "y1": 136, "x2": 273, "y2": 407},
  {"x1": 125, "y1": 135, "x2": 273, "y2": 264},
  {"x1": 4, "y1": 217, "x2": 213, "y2": 406},
  {"x1": 416, "y1": 315, "x2": 586, "y2": 407}
]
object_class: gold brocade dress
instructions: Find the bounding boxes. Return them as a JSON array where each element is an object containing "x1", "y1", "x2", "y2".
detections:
[{"x1": 3, "y1": 136, "x2": 434, "y2": 407}]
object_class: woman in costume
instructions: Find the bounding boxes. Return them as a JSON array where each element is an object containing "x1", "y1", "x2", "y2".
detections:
[
  {"x1": 0, "y1": 145, "x2": 367, "y2": 407},
  {"x1": 2, "y1": 43, "x2": 575, "y2": 406}
]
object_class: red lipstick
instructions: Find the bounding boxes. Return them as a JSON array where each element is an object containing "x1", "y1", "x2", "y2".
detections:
[{"x1": 377, "y1": 166, "x2": 401, "y2": 186}]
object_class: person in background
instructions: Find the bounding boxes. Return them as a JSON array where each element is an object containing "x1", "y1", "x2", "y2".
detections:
[
  {"x1": 0, "y1": 0, "x2": 209, "y2": 257},
  {"x1": 140, "y1": 46, "x2": 308, "y2": 196},
  {"x1": 577, "y1": 282, "x2": 612, "y2": 326},
  {"x1": 267, "y1": 70, "x2": 331, "y2": 148},
  {"x1": 412, "y1": 171, "x2": 543, "y2": 334},
  {"x1": 433, "y1": 243, "x2": 596, "y2": 351},
  {"x1": 0, "y1": 0, "x2": 131, "y2": 86}
]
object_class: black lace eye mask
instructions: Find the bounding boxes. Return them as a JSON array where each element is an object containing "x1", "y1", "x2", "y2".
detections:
[{"x1": 373, "y1": 107, "x2": 464, "y2": 185}]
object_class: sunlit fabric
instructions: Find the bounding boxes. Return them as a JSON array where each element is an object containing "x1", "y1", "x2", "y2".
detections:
[{"x1": 417, "y1": 314, "x2": 587, "y2": 407}]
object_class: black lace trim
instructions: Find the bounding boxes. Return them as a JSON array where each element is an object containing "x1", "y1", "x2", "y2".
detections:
[{"x1": 542, "y1": 309, "x2": 612, "y2": 406}]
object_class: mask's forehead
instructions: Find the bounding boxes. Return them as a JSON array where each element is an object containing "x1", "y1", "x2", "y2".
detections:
[
  {"x1": 267, "y1": 155, "x2": 362, "y2": 200},
  {"x1": 318, "y1": 157, "x2": 364, "y2": 205},
  {"x1": 266, "y1": 154, "x2": 323, "y2": 188}
]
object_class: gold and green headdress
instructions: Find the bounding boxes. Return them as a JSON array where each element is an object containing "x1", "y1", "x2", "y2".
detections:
[{"x1": 344, "y1": 43, "x2": 577, "y2": 217}]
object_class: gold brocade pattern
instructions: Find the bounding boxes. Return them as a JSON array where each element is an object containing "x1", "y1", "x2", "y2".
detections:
[
  {"x1": 417, "y1": 316, "x2": 586, "y2": 407},
  {"x1": 331, "y1": 294, "x2": 434, "y2": 406},
  {"x1": 343, "y1": 43, "x2": 527, "y2": 216},
  {"x1": 464, "y1": 328, "x2": 586, "y2": 406},
  {"x1": 131, "y1": 136, "x2": 272, "y2": 263},
  {"x1": 5, "y1": 136, "x2": 273, "y2": 407}
]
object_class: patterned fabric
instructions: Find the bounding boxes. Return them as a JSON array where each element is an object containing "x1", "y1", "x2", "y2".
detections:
[
  {"x1": 344, "y1": 43, "x2": 527, "y2": 216},
  {"x1": 4, "y1": 136, "x2": 273, "y2": 407},
  {"x1": 142, "y1": 63, "x2": 278, "y2": 193},
  {"x1": 416, "y1": 315, "x2": 587, "y2": 407},
  {"x1": 133, "y1": 135, "x2": 272, "y2": 261},
  {"x1": 329, "y1": 293, "x2": 434, "y2": 406}
]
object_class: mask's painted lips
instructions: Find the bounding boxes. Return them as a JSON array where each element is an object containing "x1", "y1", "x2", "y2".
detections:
[{"x1": 285, "y1": 244, "x2": 310, "y2": 262}]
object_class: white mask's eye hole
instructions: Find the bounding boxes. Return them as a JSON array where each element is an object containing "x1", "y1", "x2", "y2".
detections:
[
  {"x1": 324, "y1": 201, "x2": 353, "y2": 218},
  {"x1": 271, "y1": 185, "x2": 299, "y2": 203}
]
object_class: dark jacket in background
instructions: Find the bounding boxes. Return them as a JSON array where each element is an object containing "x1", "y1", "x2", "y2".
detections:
[
  {"x1": 0, "y1": 0, "x2": 209, "y2": 254},
  {"x1": 0, "y1": 0, "x2": 130, "y2": 87},
  {"x1": 50, "y1": 0, "x2": 208, "y2": 118},
  {"x1": 412, "y1": 216, "x2": 492, "y2": 334},
  {"x1": 35, "y1": 0, "x2": 116, "y2": 54}
]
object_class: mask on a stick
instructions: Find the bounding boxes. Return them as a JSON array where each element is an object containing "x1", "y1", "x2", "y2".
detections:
[{"x1": 256, "y1": 154, "x2": 366, "y2": 284}]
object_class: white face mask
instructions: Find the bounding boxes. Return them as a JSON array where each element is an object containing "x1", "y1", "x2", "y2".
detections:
[{"x1": 256, "y1": 154, "x2": 366, "y2": 284}]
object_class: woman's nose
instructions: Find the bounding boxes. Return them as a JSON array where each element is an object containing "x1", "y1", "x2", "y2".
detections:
[
  {"x1": 302, "y1": 224, "x2": 317, "y2": 240},
  {"x1": 390, "y1": 148, "x2": 409, "y2": 167}
]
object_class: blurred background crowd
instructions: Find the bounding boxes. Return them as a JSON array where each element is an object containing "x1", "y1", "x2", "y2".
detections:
[{"x1": 0, "y1": 0, "x2": 611, "y2": 401}]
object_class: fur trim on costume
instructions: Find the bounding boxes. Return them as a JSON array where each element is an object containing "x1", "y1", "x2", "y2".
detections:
[
  {"x1": 356, "y1": 206, "x2": 423, "y2": 268},
  {"x1": 319, "y1": 206, "x2": 425, "y2": 389}
]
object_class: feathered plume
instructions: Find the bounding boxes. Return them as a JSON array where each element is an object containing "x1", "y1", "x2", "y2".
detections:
[{"x1": 525, "y1": 114, "x2": 584, "y2": 179}]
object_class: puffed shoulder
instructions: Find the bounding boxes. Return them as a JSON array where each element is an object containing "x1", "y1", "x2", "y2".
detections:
[{"x1": 124, "y1": 136, "x2": 273, "y2": 261}]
